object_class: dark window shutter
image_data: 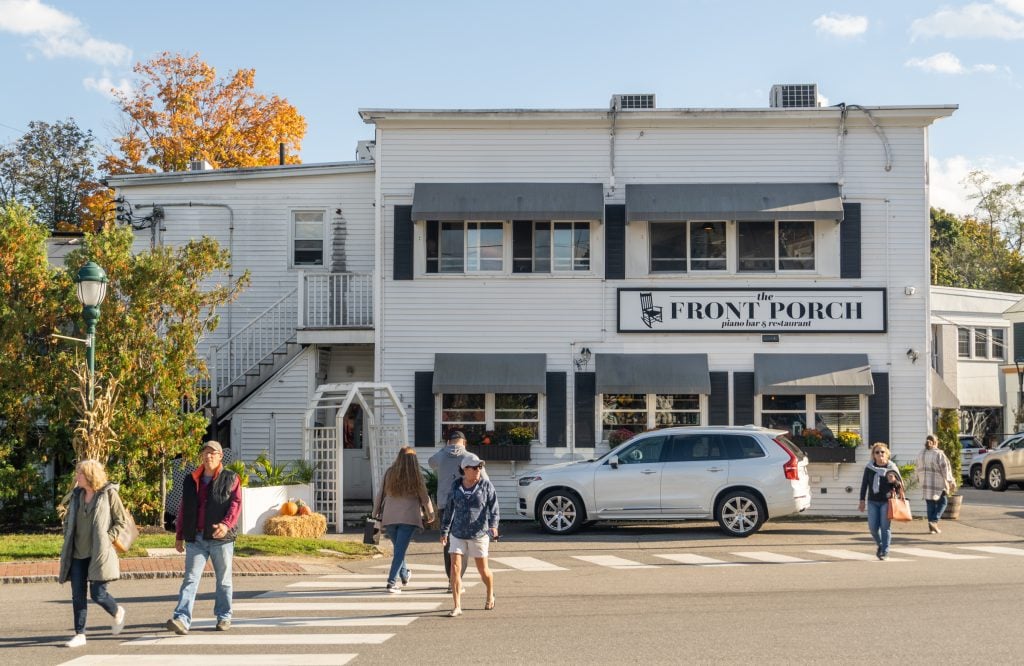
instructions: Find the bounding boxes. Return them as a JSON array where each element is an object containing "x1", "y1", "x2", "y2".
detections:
[
  {"x1": 394, "y1": 205, "x2": 414, "y2": 280},
  {"x1": 605, "y1": 204, "x2": 625, "y2": 280},
  {"x1": 733, "y1": 372, "x2": 755, "y2": 426},
  {"x1": 546, "y1": 372, "x2": 567, "y2": 447},
  {"x1": 1014, "y1": 323, "x2": 1024, "y2": 362},
  {"x1": 840, "y1": 202, "x2": 861, "y2": 279},
  {"x1": 869, "y1": 372, "x2": 890, "y2": 445},
  {"x1": 708, "y1": 371, "x2": 729, "y2": 425},
  {"x1": 513, "y1": 220, "x2": 533, "y2": 273},
  {"x1": 414, "y1": 371, "x2": 435, "y2": 446},
  {"x1": 574, "y1": 372, "x2": 597, "y2": 447}
]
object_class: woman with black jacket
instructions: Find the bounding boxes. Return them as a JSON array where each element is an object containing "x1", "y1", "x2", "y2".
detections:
[{"x1": 858, "y1": 442, "x2": 902, "y2": 560}]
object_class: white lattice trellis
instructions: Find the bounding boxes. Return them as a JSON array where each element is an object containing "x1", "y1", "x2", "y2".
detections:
[{"x1": 303, "y1": 383, "x2": 409, "y2": 533}]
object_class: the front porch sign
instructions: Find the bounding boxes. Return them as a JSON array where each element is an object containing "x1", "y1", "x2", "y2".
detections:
[{"x1": 618, "y1": 288, "x2": 887, "y2": 333}]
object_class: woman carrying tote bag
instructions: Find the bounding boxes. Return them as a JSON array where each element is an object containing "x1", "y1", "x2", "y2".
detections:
[
  {"x1": 372, "y1": 447, "x2": 435, "y2": 593},
  {"x1": 857, "y1": 443, "x2": 903, "y2": 561}
]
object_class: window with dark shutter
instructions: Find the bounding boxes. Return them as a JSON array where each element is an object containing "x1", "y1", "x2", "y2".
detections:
[
  {"x1": 840, "y1": 202, "x2": 861, "y2": 279},
  {"x1": 574, "y1": 372, "x2": 596, "y2": 447},
  {"x1": 868, "y1": 372, "x2": 889, "y2": 445},
  {"x1": 394, "y1": 205, "x2": 414, "y2": 280},
  {"x1": 733, "y1": 372, "x2": 755, "y2": 426},
  {"x1": 708, "y1": 372, "x2": 729, "y2": 425},
  {"x1": 512, "y1": 220, "x2": 533, "y2": 273},
  {"x1": 546, "y1": 372, "x2": 567, "y2": 447},
  {"x1": 414, "y1": 372, "x2": 435, "y2": 446},
  {"x1": 605, "y1": 204, "x2": 625, "y2": 280}
]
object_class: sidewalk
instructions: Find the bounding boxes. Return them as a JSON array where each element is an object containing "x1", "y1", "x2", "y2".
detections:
[{"x1": 0, "y1": 555, "x2": 318, "y2": 584}]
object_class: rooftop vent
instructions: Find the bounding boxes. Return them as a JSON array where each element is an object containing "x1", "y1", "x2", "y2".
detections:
[
  {"x1": 611, "y1": 94, "x2": 656, "y2": 110},
  {"x1": 769, "y1": 84, "x2": 820, "y2": 108},
  {"x1": 355, "y1": 140, "x2": 376, "y2": 161},
  {"x1": 188, "y1": 158, "x2": 212, "y2": 171}
]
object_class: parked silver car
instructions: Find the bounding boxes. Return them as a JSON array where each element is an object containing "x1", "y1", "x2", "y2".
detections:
[
  {"x1": 969, "y1": 434, "x2": 1022, "y2": 489},
  {"x1": 516, "y1": 426, "x2": 811, "y2": 537}
]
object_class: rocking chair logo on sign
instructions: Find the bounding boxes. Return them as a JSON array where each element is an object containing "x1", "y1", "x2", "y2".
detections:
[{"x1": 619, "y1": 288, "x2": 887, "y2": 333}]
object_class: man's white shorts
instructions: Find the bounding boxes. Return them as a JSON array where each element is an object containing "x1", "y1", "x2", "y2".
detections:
[{"x1": 448, "y1": 534, "x2": 490, "y2": 559}]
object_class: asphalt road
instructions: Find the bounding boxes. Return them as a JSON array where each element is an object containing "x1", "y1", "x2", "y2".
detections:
[{"x1": 4, "y1": 490, "x2": 1023, "y2": 665}]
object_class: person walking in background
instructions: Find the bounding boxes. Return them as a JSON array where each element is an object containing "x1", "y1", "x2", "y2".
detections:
[
  {"x1": 166, "y1": 441, "x2": 241, "y2": 635},
  {"x1": 429, "y1": 430, "x2": 488, "y2": 590},
  {"x1": 440, "y1": 455, "x2": 499, "y2": 617},
  {"x1": 373, "y1": 447, "x2": 435, "y2": 593},
  {"x1": 58, "y1": 459, "x2": 128, "y2": 648},
  {"x1": 858, "y1": 442, "x2": 902, "y2": 560},
  {"x1": 915, "y1": 433, "x2": 956, "y2": 534}
]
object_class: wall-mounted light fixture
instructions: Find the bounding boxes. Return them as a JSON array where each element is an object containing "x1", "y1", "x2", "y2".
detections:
[
  {"x1": 575, "y1": 347, "x2": 592, "y2": 372},
  {"x1": 904, "y1": 286, "x2": 916, "y2": 296},
  {"x1": 906, "y1": 348, "x2": 919, "y2": 363}
]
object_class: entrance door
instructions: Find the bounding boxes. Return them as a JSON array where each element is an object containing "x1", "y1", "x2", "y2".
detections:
[
  {"x1": 593, "y1": 435, "x2": 667, "y2": 516},
  {"x1": 342, "y1": 405, "x2": 372, "y2": 499}
]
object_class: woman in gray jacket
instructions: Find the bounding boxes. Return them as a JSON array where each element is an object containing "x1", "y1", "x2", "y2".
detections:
[
  {"x1": 373, "y1": 447, "x2": 435, "y2": 593},
  {"x1": 58, "y1": 459, "x2": 129, "y2": 648}
]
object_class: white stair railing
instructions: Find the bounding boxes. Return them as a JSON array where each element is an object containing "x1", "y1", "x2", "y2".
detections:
[{"x1": 199, "y1": 288, "x2": 298, "y2": 410}]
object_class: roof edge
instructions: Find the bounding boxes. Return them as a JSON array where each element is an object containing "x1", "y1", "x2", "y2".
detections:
[{"x1": 105, "y1": 161, "x2": 374, "y2": 187}]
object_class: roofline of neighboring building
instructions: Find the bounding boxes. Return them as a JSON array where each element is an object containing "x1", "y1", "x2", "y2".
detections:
[
  {"x1": 104, "y1": 160, "x2": 374, "y2": 187},
  {"x1": 930, "y1": 285, "x2": 1024, "y2": 301},
  {"x1": 359, "y1": 105, "x2": 958, "y2": 124}
]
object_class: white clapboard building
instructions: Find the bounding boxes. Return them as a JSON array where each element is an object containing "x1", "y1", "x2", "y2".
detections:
[{"x1": 108, "y1": 86, "x2": 956, "y2": 520}]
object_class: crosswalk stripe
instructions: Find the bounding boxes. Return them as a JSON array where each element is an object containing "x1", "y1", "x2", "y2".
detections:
[
  {"x1": 960, "y1": 545, "x2": 1024, "y2": 556},
  {"x1": 257, "y1": 586, "x2": 472, "y2": 599},
  {"x1": 372, "y1": 563, "x2": 447, "y2": 571},
  {"x1": 731, "y1": 551, "x2": 817, "y2": 564},
  {"x1": 322, "y1": 573, "x2": 462, "y2": 580},
  {"x1": 287, "y1": 580, "x2": 453, "y2": 589},
  {"x1": 572, "y1": 555, "x2": 658, "y2": 569},
  {"x1": 60, "y1": 655, "x2": 356, "y2": 665},
  {"x1": 807, "y1": 549, "x2": 907, "y2": 562},
  {"x1": 490, "y1": 556, "x2": 566, "y2": 571},
  {"x1": 653, "y1": 554, "x2": 745, "y2": 567},
  {"x1": 234, "y1": 601, "x2": 442, "y2": 612},
  {"x1": 890, "y1": 547, "x2": 988, "y2": 560},
  {"x1": 127, "y1": 633, "x2": 392, "y2": 646},
  {"x1": 189, "y1": 616, "x2": 417, "y2": 628}
]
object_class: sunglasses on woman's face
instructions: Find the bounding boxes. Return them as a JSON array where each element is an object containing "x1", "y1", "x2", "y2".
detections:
[{"x1": 873, "y1": 451, "x2": 887, "y2": 456}]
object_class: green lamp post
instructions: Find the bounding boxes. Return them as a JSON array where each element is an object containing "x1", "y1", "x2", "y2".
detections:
[{"x1": 73, "y1": 261, "x2": 108, "y2": 407}]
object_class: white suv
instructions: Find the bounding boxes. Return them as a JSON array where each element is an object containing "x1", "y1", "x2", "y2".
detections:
[{"x1": 516, "y1": 426, "x2": 811, "y2": 537}]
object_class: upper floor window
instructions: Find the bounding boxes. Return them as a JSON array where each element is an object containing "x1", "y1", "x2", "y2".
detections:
[
  {"x1": 649, "y1": 222, "x2": 726, "y2": 273},
  {"x1": 427, "y1": 220, "x2": 591, "y2": 275},
  {"x1": 738, "y1": 221, "x2": 814, "y2": 272},
  {"x1": 427, "y1": 221, "x2": 504, "y2": 273},
  {"x1": 960, "y1": 327, "x2": 1007, "y2": 360},
  {"x1": 958, "y1": 328, "x2": 971, "y2": 357},
  {"x1": 514, "y1": 221, "x2": 590, "y2": 273},
  {"x1": 292, "y1": 210, "x2": 325, "y2": 267}
]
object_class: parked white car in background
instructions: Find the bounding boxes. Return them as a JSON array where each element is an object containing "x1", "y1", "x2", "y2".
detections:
[{"x1": 516, "y1": 426, "x2": 811, "y2": 537}]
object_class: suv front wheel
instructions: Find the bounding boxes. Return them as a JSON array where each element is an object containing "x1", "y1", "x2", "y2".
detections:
[
  {"x1": 537, "y1": 490, "x2": 585, "y2": 535},
  {"x1": 716, "y1": 490, "x2": 765, "y2": 537}
]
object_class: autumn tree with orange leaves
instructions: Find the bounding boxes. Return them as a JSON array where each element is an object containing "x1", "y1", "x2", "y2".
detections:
[{"x1": 104, "y1": 52, "x2": 307, "y2": 174}]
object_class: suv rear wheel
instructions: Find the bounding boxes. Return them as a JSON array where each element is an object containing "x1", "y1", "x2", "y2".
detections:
[
  {"x1": 537, "y1": 490, "x2": 585, "y2": 535},
  {"x1": 987, "y1": 463, "x2": 1008, "y2": 492},
  {"x1": 716, "y1": 490, "x2": 765, "y2": 537},
  {"x1": 971, "y1": 465, "x2": 988, "y2": 489}
]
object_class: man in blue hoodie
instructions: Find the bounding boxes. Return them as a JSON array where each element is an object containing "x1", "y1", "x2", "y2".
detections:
[{"x1": 428, "y1": 431, "x2": 488, "y2": 588}]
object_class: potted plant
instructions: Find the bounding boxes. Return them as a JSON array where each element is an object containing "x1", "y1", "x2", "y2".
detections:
[
  {"x1": 936, "y1": 408, "x2": 964, "y2": 519},
  {"x1": 607, "y1": 428, "x2": 635, "y2": 448},
  {"x1": 836, "y1": 432, "x2": 861, "y2": 448},
  {"x1": 801, "y1": 428, "x2": 824, "y2": 447},
  {"x1": 801, "y1": 428, "x2": 856, "y2": 463},
  {"x1": 467, "y1": 427, "x2": 532, "y2": 461},
  {"x1": 239, "y1": 452, "x2": 315, "y2": 535}
]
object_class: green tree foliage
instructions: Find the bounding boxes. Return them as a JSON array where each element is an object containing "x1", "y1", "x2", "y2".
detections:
[
  {"x1": 965, "y1": 170, "x2": 1024, "y2": 253},
  {"x1": 0, "y1": 209, "x2": 249, "y2": 527},
  {"x1": 0, "y1": 120, "x2": 103, "y2": 231},
  {"x1": 931, "y1": 206, "x2": 1024, "y2": 292},
  {"x1": 936, "y1": 408, "x2": 962, "y2": 489}
]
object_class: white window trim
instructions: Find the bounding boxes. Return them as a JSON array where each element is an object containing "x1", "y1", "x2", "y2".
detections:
[
  {"x1": 436, "y1": 392, "x2": 546, "y2": 442},
  {"x1": 958, "y1": 326, "x2": 1008, "y2": 361},
  {"x1": 288, "y1": 207, "x2": 329, "y2": 270},
  {"x1": 598, "y1": 393, "x2": 708, "y2": 440},
  {"x1": 754, "y1": 394, "x2": 867, "y2": 439}
]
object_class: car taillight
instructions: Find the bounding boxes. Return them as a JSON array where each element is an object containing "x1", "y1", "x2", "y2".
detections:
[
  {"x1": 978, "y1": 449, "x2": 988, "y2": 454},
  {"x1": 774, "y1": 438, "x2": 801, "y2": 481}
]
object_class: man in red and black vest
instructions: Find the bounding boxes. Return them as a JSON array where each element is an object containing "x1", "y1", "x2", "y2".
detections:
[{"x1": 166, "y1": 441, "x2": 241, "y2": 634}]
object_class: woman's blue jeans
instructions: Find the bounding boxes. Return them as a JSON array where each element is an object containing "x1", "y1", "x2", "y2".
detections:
[
  {"x1": 70, "y1": 557, "x2": 119, "y2": 634},
  {"x1": 926, "y1": 493, "x2": 949, "y2": 523},
  {"x1": 385, "y1": 524, "x2": 416, "y2": 585},
  {"x1": 866, "y1": 500, "x2": 892, "y2": 554}
]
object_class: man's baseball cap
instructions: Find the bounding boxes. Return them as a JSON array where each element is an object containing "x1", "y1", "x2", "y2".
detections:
[
  {"x1": 201, "y1": 441, "x2": 223, "y2": 455},
  {"x1": 460, "y1": 454, "x2": 484, "y2": 469},
  {"x1": 447, "y1": 430, "x2": 466, "y2": 442}
]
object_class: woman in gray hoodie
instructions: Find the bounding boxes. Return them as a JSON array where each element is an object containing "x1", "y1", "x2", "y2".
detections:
[{"x1": 428, "y1": 431, "x2": 487, "y2": 587}]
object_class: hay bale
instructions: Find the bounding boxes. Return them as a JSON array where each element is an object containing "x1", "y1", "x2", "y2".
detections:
[{"x1": 263, "y1": 513, "x2": 327, "y2": 538}]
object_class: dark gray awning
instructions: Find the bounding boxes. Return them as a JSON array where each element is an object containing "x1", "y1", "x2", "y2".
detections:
[
  {"x1": 625, "y1": 183, "x2": 844, "y2": 222},
  {"x1": 931, "y1": 369, "x2": 960, "y2": 410},
  {"x1": 596, "y1": 354, "x2": 710, "y2": 394},
  {"x1": 412, "y1": 183, "x2": 604, "y2": 221},
  {"x1": 432, "y1": 353, "x2": 547, "y2": 394},
  {"x1": 755, "y1": 353, "x2": 874, "y2": 395}
]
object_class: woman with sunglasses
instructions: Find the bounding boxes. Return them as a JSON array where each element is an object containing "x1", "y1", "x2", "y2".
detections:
[
  {"x1": 858, "y1": 442, "x2": 903, "y2": 560},
  {"x1": 440, "y1": 454, "x2": 498, "y2": 617}
]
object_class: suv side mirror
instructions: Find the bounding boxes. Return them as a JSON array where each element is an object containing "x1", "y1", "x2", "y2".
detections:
[{"x1": 609, "y1": 455, "x2": 619, "y2": 469}]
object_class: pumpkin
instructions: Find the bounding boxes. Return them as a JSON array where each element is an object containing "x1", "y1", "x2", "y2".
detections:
[
  {"x1": 298, "y1": 504, "x2": 312, "y2": 516},
  {"x1": 280, "y1": 501, "x2": 298, "y2": 516}
]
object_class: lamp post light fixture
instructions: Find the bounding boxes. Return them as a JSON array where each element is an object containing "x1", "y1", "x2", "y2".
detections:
[{"x1": 73, "y1": 261, "x2": 108, "y2": 408}]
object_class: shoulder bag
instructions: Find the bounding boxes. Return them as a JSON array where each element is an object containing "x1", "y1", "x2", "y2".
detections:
[
  {"x1": 887, "y1": 488, "x2": 913, "y2": 522},
  {"x1": 113, "y1": 508, "x2": 140, "y2": 554}
]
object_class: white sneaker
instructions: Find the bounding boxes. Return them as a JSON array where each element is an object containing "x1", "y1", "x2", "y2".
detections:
[
  {"x1": 112, "y1": 606, "x2": 126, "y2": 635},
  {"x1": 386, "y1": 583, "x2": 402, "y2": 594},
  {"x1": 66, "y1": 634, "x2": 87, "y2": 648}
]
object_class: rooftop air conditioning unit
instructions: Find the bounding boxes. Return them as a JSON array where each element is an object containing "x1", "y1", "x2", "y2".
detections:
[
  {"x1": 355, "y1": 140, "x2": 376, "y2": 161},
  {"x1": 188, "y1": 159, "x2": 212, "y2": 171},
  {"x1": 769, "y1": 84, "x2": 820, "y2": 108},
  {"x1": 610, "y1": 94, "x2": 656, "y2": 110}
]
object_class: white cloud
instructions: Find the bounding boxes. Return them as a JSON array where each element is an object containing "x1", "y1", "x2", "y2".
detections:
[
  {"x1": 911, "y1": 2, "x2": 1024, "y2": 40},
  {"x1": 930, "y1": 156, "x2": 1024, "y2": 215},
  {"x1": 83, "y1": 75, "x2": 133, "y2": 99},
  {"x1": 905, "y1": 52, "x2": 1002, "y2": 74},
  {"x1": 813, "y1": 13, "x2": 869, "y2": 38},
  {"x1": 0, "y1": 0, "x2": 131, "y2": 65}
]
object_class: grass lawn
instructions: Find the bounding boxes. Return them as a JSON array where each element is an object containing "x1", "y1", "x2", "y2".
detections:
[{"x1": 0, "y1": 533, "x2": 375, "y2": 561}]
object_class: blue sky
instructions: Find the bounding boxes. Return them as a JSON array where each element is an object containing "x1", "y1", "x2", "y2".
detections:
[{"x1": 2, "y1": 0, "x2": 1023, "y2": 213}]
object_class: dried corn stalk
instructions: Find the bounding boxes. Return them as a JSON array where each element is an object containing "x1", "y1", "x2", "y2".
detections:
[{"x1": 71, "y1": 364, "x2": 120, "y2": 462}]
